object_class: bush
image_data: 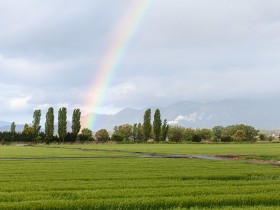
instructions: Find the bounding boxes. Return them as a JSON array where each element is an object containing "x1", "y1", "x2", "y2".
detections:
[
  {"x1": 192, "y1": 134, "x2": 202, "y2": 142},
  {"x1": 111, "y1": 134, "x2": 123, "y2": 142},
  {"x1": 259, "y1": 134, "x2": 268, "y2": 141},
  {"x1": 79, "y1": 128, "x2": 93, "y2": 142},
  {"x1": 95, "y1": 129, "x2": 110, "y2": 142},
  {"x1": 168, "y1": 126, "x2": 185, "y2": 142},
  {"x1": 64, "y1": 132, "x2": 77, "y2": 142}
]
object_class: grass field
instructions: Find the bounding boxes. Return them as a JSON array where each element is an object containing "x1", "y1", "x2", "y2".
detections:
[
  {"x1": 54, "y1": 143, "x2": 280, "y2": 161},
  {"x1": 0, "y1": 143, "x2": 279, "y2": 209}
]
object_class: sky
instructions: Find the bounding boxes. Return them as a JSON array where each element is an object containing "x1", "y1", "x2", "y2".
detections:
[{"x1": 0, "y1": 0, "x2": 280, "y2": 124}]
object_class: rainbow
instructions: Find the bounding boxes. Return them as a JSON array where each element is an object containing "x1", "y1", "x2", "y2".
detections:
[{"x1": 84, "y1": 0, "x2": 153, "y2": 130}]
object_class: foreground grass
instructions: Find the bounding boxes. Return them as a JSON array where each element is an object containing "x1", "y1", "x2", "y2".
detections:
[{"x1": 0, "y1": 144, "x2": 280, "y2": 209}]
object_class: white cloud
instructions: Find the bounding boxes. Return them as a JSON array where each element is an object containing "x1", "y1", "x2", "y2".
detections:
[
  {"x1": 167, "y1": 120, "x2": 179, "y2": 125},
  {"x1": 170, "y1": 112, "x2": 204, "y2": 124},
  {"x1": 168, "y1": 112, "x2": 216, "y2": 125},
  {"x1": 109, "y1": 83, "x2": 136, "y2": 97},
  {"x1": 10, "y1": 96, "x2": 31, "y2": 111}
]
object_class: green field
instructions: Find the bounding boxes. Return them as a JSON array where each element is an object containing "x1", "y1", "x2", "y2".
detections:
[
  {"x1": 54, "y1": 143, "x2": 280, "y2": 161},
  {"x1": 0, "y1": 144, "x2": 280, "y2": 209}
]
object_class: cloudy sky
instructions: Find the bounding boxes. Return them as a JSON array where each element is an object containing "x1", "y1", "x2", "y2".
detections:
[{"x1": 1, "y1": 0, "x2": 280, "y2": 123}]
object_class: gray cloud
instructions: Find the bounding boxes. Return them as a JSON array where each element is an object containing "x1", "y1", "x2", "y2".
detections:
[{"x1": 0, "y1": 0, "x2": 280, "y2": 123}]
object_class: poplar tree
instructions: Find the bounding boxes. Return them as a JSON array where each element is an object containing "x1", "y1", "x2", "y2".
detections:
[
  {"x1": 10, "y1": 122, "x2": 16, "y2": 133},
  {"x1": 32, "y1": 109, "x2": 41, "y2": 135},
  {"x1": 71, "y1": 108, "x2": 81, "y2": 136},
  {"x1": 58, "y1": 107, "x2": 67, "y2": 142},
  {"x1": 161, "y1": 119, "x2": 169, "y2": 141},
  {"x1": 45, "y1": 107, "x2": 54, "y2": 139},
  {"x1": 137, "y1": 123, "x2": 143, "y2": 141},
  {"x1": 132, "y1": 123, "x2": 137, "y2": 141},
  {"x1": 153, "y1": 109, "x2": 162, "y2": 142},
  {"x1": 143, "y1": 109, "x2": 152, "y2": 141}
]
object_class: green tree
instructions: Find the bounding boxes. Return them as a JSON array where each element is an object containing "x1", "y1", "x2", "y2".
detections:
[
  {"x1": 212, "y1": 126, "x2": 223, "y2": 142},
  {"x1": 22, "y1": 126, "x2": 34, "y2": 135},
  {"x1": 192, "y1": 128, "x2": 212, "y2": 142},
  {"x1": 58, "y1": 107, "x2": 67, "y2": 142},
  {"x1": 161, "y1": 119, "x2": 169, "y2": 141},
  {"x1": 95, "y1": 129, "x2": 110, "y2": 142},
  {"x1": 23, "y1": 123, "x2": 28, "y2": 131},
  {"x1": 132, "y1": 123, "x2": 137, "y2": 142},
  {"x1": 153, "y1": 109, "x2": 162, "y2": 142},
  {"x1": 221, "y1": 124, "x2": 259, "y2": 142},
  {"x1": 22, "y1": 125, "x2": 35, "y2": 142},
  {"x1": 168, "y1": 126, "x2": 185, "y2": 142},
  {"x1": 196, "y1": 128, "x2": 213, "y2": 141},
  {"x1": 78, "y1": 128, "x2": 93, "y2": 141},
  {"x1": 71, "y1": 108, "x2": 81, "y2": 136},
  {"x1": 221, "y1": 126, "x2": 233, "y2": 142},
  {"x1": 45, "y1": 107, "x2": 54, "y2": 140},
  {"x1": 10, "y1": 122, "x2": 16, "y2": 133},
  {"x1": 143, "y1": 109, "x2": 152, "y2": 141},
  {"x1": 32, "y1": 109, "x2": 41, "y2": 136},
  {"x1": 183, "y1": 128, "x2": 194, "y2": 142},
  {"x1": 113, "y1": 124, "x2": 132, "y2": 141},
  {"x1": 259, "y1": 133, "x2": 268, "y2": 141},
  {"x1": 136, "y1": 123, "x2": 143, "y2": 142},
  {"x1": 232, "y1": 130, "x2": 247, "y2": 142},
  {"x1": 240, "y1": 124, "x2": 259, "y2": 142},
  {"x1": 111, "y1": 134, "x2": 123, "y2": 142}
]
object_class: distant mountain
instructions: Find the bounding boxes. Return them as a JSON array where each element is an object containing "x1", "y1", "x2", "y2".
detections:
[
  {"x1": 81, "y1": 109, "x2": 144, "y2": 132},
  {"x1": 0, "y1": 120, "x2": 10, "y2": 127},
  {"x1": 1, "y1": 99, "x2": 280, "y2": 132},
  {"x1": 0, "y1": 121, "x2": 73, "y2": 133},
  {"x1": 0, "y1": 124, "x2": 26, "y2": 132},
  {"x1": 81, "y1": 99, "x2": 280, "y2": 131},
  {"x1": 164, "y1": 99, "x2": 280, "y2": 129}
]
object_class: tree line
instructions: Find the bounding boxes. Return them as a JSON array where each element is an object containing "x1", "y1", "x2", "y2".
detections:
[
  {"x1": 0, "y1": 107, "x2": 93, "y2": 144},
  {"x1": 0, "y1": 107, "x2": 270, "y2": 144},
  {"x1": 108, "y1": 108, "x2": 169, "y2": 142},
  {"x1": 94, "y1": 109, "x2": 262, "y2": 143}
]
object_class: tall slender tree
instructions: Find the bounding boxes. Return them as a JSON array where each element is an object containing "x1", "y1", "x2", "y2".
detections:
[
  {"x1": 71, "y1": 108, "x2": 81, "y2": 136},
  {"x1": 58, "y1": 107, "x2": 67, "y2": 142},
  {"x1": 10, "y1": 122, "x2": 16, "y2": 133},
  {"x1": 132, "y1": 123, "x2": 137, "y2": 142},
  {"x1": 137, "y1": 123, "x2": 143, "y2": 141},
  {"x1": 143, "y1": 108, "x2": 152, "y2": 141},
  {"x1": 161, "y1": 119, "x2": 169, "y2": 141},
  {"x1": 45, "y1": 107, "x2": 54, "y2": 139},
  {"x1": 32, "y1": 109, "x2": 41, "y2": 135},
  {"x1": 153, "y1": 109, "x2": 162, "y2": 142}
]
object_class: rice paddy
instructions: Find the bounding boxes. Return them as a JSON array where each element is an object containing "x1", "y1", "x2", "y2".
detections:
[{"x1": 0, "y1": 143, "x2": 279, "y2": 209}]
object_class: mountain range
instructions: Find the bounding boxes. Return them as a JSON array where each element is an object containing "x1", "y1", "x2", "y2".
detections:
[
  {"x1": 1, "y1": 99, "x2": 280, "y2": 132},
  {"x1": 81, "y1": 99, "x2": 280, "y2": 131}
]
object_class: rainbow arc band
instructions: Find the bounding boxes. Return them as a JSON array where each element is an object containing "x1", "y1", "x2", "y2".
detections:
[{"x1": 85, "y1": 0, "x2": 153, "y2": 130}]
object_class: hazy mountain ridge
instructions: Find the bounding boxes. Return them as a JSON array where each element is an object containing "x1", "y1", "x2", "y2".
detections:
[
  {"x1": 0, "y1": 120, "x2": 10, "y2": 127},
  {"x1": 1, "y1": 99, "x2": 280, "y2": 132},
  {"x1": 81, "y1": 99, "x2": 280, "y2": 131},
  {"x1": 0, "y1": 124, "x2": 26, "y2": 132}
]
